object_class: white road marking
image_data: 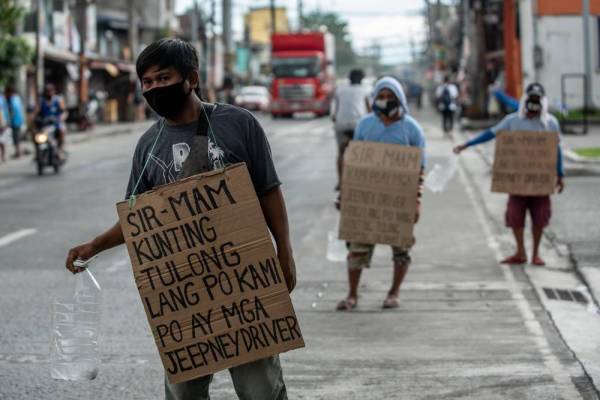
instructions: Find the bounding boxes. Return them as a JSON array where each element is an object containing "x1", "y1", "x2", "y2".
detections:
[
  {"x1": 0, "y1": 229, "x2": 37, "y2": 248},
  {"x1": 457, "y1": 160, "x2": 583, "y2": 397}
]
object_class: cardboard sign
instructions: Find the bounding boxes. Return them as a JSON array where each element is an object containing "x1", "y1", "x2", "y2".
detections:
[
  {"x1": 116, "y1": 163, "x2": 304, "y2": 384},
  {"x1": 339, "y1": 141, "x2": 422, "y2": 248},
  {"x1": 491, "y1": 131, "x2": 559, "y2": 196}
]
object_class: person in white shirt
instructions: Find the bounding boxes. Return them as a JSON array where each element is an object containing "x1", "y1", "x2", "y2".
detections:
[
  {"x1": 331, "y1": 69, "x2": 371, "y2": 190},
  {"x1": 435, "y1": 75, "x2": 459, "y2": 135}
]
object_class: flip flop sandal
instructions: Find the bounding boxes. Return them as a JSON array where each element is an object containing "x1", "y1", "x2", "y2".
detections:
[
  {"x1": 531, "y1": 256, "x2": 546, "y2": 266},
  {"x1": 500, "y1": 255, "x2": 527, "y2": 264},
  {"x1": 336, "y1": 298, "x2": 357, "y2": 311},
  {"x1": 382, "y1": 296, "x2": 399, "y2": 309}
]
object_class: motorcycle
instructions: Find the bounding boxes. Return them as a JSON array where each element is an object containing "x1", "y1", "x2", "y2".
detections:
[{"x1": 33, "y1": 117, "x2": 65, "y2": 175}]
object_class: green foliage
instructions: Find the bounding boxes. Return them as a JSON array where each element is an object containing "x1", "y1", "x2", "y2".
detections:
[
  {"x1": 573, "y1": 147, "x2": 600, "y2": 159},
  {"x1": 300, "y1": 10, "x2": 355, "y2": 68},
  {"x1": 0, "y1": 0, "x2": 32, "y2": 86}
]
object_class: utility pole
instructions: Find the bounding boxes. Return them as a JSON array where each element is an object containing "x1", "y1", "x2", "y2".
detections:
[
  {"x1": 209, "y1": 0, "x2": 216, "y2": 101},
  {"x1": 15, "y1": 1, "x2": 27, "y2": 97},
  {"x1": 191, "y1": 0, "x2": 206, "y2": 88},
  {"x1": 35, "y1": 0, "x2": 45, "y2": 98},
  {"x1": 128, "y1": 0, "x2": 139, "y2": 61},
  {"x1": 582, "y1": 0, "x2": 594, "y2": 109},
  {"x1": 270, "y1": 0, "x2": 276, "y2": 34},
  {"x1": 191, "y1": 0, "x2": 198, "y2": 43},
  {"x1": 503, "y1": 0, "x2": 522, "y2": 98},
  {"x1": 222, "y1": 0, "x2": 233, "y2": 73},
  {"x1": 472, "y1": 0, "x2": 487, "y2": 116},
  {"x1": 297, "y1": 0, "x2": 303, "y2": 30},
  {"x1": 75, "y1": 0, "x2": 88, "y2": 126}
]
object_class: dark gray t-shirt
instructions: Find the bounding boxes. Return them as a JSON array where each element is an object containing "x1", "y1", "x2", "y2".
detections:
[{"x1": 125, "y1": 103, "x2": 280, "y2": 198}]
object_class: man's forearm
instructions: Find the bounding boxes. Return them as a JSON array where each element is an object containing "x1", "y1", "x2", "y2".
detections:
[
  {"x1": 465, "y1": 129, "x2": 496, "y2": 147},
  {"x1": 259, "y1": 187, "x2": 292, "y2": 252},
  {"x1": 91, "y1": 222, "x2": 125, "y2": 254}
]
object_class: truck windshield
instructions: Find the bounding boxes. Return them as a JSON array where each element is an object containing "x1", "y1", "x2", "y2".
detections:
[{"x1": 272, "y1": 57, "x2": 320, "y2": 78}]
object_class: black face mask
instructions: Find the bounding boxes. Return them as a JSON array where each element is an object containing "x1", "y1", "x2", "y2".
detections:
[
  {"x1": 525, "y1": 99, "x2": 542, "y2": 114},
  {"x1": 143, "y1": 81, "x2": 191, "y2": 119},
  {"x1": 374, "y1": 98, "x2": 402, "y2": 118}
]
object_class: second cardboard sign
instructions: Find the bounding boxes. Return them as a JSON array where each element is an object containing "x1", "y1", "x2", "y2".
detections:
[
  {"x1": 491, "y1": 130, "x2": 559, "y2": 196},
  {"x1": 339, "y1": 141, "x2": 422, "y2": 248}
]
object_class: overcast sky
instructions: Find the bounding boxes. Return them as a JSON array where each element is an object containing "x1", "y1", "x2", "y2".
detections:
[{"x1": 175, "y1": 0, "x2": 427, "y2": 64}]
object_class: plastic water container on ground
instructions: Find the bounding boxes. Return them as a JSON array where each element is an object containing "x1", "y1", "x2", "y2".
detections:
[
  {"x1": 327, "y1": 230, "x2": 347, "y2": 262},
  {"x1": 50, "y1": 267, "x2": 101, "y2": 381},
  {"x1": 424, "y1": 155, "x2": 459, "y2": 193}
]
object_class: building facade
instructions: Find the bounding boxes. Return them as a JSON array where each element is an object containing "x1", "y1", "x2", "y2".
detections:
[
  {"x1": 20, "y1": 0, "x2": 177, "y2": 124},
  {"x1": 520, "y1": 0, "x2": 600, "y2": 109}
]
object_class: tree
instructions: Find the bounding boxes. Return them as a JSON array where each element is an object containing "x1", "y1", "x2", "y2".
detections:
[
  {"x1": 0, "y1": 0, "x2": 32, "y2": 86},
  {"x1": 300, "y1": 10, "x2": 355, "y2": 70}
]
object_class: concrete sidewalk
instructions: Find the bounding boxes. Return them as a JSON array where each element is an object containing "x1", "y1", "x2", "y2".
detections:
[
  {"x1": 443, "y1": 109, "x2": 600, "y2": 397},
  {"x1": 68, "y1": 121, "x2": 154, "y2": 144}
]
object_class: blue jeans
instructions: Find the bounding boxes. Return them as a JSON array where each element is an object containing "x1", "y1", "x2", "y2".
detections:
[{"x1": 164, "y1": 355, "x2": 287, "y2": 400}]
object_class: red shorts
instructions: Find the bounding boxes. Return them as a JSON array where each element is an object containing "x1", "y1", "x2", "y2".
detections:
[{"x1": 505, "y1": 195, "x2": 551, "y2": 229}]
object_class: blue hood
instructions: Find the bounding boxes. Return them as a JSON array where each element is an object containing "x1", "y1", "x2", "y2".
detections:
[{"x1": 372, "y1": 76, "x2": 409, "y2": 114}]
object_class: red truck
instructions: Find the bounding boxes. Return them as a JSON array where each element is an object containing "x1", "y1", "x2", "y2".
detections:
[{"x1": 270, "y1": 32, "x2": 335, "y2": 118}]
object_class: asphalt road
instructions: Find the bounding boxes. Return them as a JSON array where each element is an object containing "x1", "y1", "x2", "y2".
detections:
[{"x1": 0, "y1": 109, "x2": 597, "y2": 399}]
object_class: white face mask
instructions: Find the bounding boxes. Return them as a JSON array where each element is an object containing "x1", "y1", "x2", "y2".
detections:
[{"x1": 374, "y1": 98, "x2": 403, "y2": 118}]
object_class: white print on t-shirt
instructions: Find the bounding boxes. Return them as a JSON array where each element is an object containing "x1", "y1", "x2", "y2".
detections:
[
  {"x1": 149, "y1": 153, "x2": 176, "y2": 184},
  {"x1": 208, "y1": 138, "x2": 225, "y2": 169},
  {"x1": 172, "y1": 143, "x2": 191, "y2": 172},
  {"x1": 147, "y1": 139, "x2": 224, "y2": 185}
]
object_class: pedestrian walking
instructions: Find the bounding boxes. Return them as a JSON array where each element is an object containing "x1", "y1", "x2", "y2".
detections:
[
  {"x1": 336, "y1": 76, "x2": 426, "y2": 311},
  {"x1": 4, "y1": 84, "x2": 25, "y2": 159},
  {"x1": 331, "y1": 69, "x2": 371, "y2": 192},
  {"x1": 436, "y1": 75, "x2": 459, "y2": 135},
  {"x1": 454, "y1": 82, "x2": 564, "y2": 266},
  {"x1": 65, "y1": 38, "x2": 296, "y2": 400},
  {"x1": 0, "y1": 93, "x2": 7, "y2": 163}
]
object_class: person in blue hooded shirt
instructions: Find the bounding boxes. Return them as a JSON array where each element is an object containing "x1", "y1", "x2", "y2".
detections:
[
  {"x1": 454, "y1": 82, "x2": 564, "y2": 266},
  {"x1": 337, "y1": 76, "x2": 426, "y2": 311}
]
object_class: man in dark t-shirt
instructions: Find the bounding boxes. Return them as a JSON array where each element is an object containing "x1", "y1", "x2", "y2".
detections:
[
  {"x1": 65, "y1": 38, "x2": 296, "y2": 400},
  {"x1": 125, "y1": 103, "x2": 281, "y2": 198}
]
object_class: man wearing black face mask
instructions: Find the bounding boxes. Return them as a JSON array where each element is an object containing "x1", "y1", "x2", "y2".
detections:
[
  {"x1": 64, "y1": 38, "x2": 295, "y2": 400},
  {"x1": 454, "y1": 82, "x2": 565, "y2": 267},
  {"x1": 336, "y1": 77, "x2": 426, "y2": 311}
]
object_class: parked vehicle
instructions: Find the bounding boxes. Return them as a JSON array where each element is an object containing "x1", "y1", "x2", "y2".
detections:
[
  {"x1": 235, "y1": 86, "x2": 270, "y2": 112},
  {"x1": 270, "y1": 32, "x2": 336, "y2": 118},
  {"x1": 33, "y1": 117, "x2": 65, "y2": 175}
]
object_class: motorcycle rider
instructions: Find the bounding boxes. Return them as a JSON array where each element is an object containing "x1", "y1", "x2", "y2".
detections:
[{"x1": 35, "y1": 83, "x2": 67, "y2": 157}]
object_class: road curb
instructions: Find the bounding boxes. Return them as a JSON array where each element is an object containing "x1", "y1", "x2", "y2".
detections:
[
  {"x1": 455, "y1": 128, "x2": 600, "y2": 310},
  {"x1": 454, "y1": 129, "x2": 600, "y2": 397},
  {"x1": 69, "y1": 122, "x2": 152, "y2": 145},
  {"x1": 564, "y1": 149, "x2": 600, "y2": 165}
]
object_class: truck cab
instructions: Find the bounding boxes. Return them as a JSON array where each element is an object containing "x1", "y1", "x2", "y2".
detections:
[{"x1": 270, "y1": 32, "x2": 335, "y2": 118}]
